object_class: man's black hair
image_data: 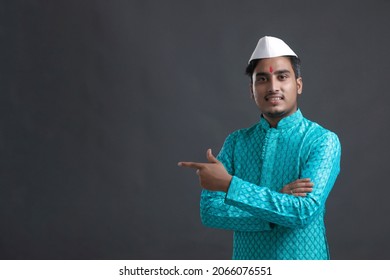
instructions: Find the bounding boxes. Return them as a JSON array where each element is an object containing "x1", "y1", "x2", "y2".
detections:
[{"x1": 245, "y1": 56, "x2": 301, "y2": 81}]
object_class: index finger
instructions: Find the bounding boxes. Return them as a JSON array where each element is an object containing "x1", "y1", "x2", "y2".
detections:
[
  {"x1": 178, "y1": 161, "x2": 205, "y2": 169},
  {"x1": 295, "y1": 178, "x2": 311, "y2": 182}
]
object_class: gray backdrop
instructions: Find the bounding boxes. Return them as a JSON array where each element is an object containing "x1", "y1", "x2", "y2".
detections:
[{"x1": 1, "y1": 0, "x2": 389, "y2": 259}]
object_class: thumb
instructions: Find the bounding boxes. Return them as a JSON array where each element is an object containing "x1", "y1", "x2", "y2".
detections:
[{"x1": 207, "y1": 148, "x2": 218, "y2": 163}]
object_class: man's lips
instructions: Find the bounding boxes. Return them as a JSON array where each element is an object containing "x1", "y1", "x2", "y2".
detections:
[{"x1": 265, "y1": 95, "x2": 284, "y2": 101}]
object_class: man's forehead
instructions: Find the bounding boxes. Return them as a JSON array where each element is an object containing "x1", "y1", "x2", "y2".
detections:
[{"x1": 254, "y1": 57, "x2": 293, "y2": 72}]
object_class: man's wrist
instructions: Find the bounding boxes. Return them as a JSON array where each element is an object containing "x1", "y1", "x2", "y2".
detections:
[{"x1": 221, "y1": 174, "x2": 233, "y2": 192}]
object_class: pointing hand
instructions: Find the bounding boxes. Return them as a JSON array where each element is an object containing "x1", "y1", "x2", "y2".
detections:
[{"x1": 178, "y1": 149, "x2": 232, "y2": 192}]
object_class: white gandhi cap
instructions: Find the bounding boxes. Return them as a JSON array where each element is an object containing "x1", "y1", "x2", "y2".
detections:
[{"x1": 248, "y1": 36, "x2": 298, "y2": 64}]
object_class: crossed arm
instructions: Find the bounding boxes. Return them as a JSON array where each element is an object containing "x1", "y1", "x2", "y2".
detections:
[
  {"x1": 178, "y1": 132, "x2": 341, "y2": 229},
  {"x1": 178, "y1": 148, "x2": 314, "y2": 196}
]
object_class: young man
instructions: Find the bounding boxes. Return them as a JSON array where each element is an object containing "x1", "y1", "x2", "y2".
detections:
[{"x1": 178, "y1": 36, "x2": 341, "y2": 260}]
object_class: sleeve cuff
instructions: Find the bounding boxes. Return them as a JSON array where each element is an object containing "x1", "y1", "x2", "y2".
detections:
[{"x1": 225, "y1": 176, "x2": 243, "y2": 202}]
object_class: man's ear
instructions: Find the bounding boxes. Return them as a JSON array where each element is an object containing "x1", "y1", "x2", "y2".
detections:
[
  {"x1": 296, "y1": 77, "x2": 303, "y2": 95},
  {"x1": 249, "y1": 83, "x2": 254, "y2": 99}
]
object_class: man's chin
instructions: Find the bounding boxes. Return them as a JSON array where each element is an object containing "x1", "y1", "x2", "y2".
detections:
[{"x1": 264, "y1": 110, "x2": 286, "y2": 119}]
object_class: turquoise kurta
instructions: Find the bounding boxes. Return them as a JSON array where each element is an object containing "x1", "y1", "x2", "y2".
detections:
[{"x1": 200, "y1": 109, "x2": 341, "y2": 260}]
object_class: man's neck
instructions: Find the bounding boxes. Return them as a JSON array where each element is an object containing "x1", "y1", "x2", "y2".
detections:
[
  {"x1": 262, "y1": 108, "x2": 298, "y2": 128},
  {"x1": 263, "y1": 115, "x2": 281, "y2": 128}
]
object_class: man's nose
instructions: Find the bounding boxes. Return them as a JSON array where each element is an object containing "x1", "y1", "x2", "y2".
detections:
[{"x1": 268, "y1": 76, "x2": 280, "y2": 93}]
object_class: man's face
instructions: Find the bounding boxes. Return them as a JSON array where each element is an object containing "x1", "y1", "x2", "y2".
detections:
[{"x1": 250, "y1": 56, "x2": 303, "y2": 126}]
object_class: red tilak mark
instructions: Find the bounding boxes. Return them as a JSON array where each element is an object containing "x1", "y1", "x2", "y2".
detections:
[{"x1": 269, "y1": 66, "x2": 273, "y2": 73}]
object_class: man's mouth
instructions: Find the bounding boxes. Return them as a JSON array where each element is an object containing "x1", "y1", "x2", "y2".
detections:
[{"x1": 265, "y1": 95, "x2": 284, "y2": 101}]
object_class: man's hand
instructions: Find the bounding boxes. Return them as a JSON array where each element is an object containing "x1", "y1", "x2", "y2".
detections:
[
  {"x1": 280, "y1": 178, "x2": 314, "y2": 197},
  {"x1": 178, "y1": 149, "x2": 232, "y2": 192}
]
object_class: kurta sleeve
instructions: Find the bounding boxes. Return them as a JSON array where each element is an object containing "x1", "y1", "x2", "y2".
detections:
[
  {"x1": 200, "y1": 132, "x2": 272, "y2": 232},
  {"x1": 225, "y1": 131, "x2": 341, "y2": 228}
]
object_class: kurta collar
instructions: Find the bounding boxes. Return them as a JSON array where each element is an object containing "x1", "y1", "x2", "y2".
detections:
[{"x1": 260, "y1": 109, "x2": 303, "y2": 131}]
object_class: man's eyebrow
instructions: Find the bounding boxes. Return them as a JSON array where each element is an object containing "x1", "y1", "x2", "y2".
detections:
[
  {"x1": 274, "y1": 69, "x2": 291, "y2": 75},
  {"x1": 255, "y1": 69, "x2": 291, "y2": 76},
  {"x1": 255, "y1": 72, "x2": 270, "y2": 77}
]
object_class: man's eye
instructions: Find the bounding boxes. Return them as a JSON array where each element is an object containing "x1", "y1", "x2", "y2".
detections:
[
  {"x1": 278, "y1": 75, "x2": 288, "y2": 80},
  {"x1": 256, "y1": 77, "x2": 267, "y2": 82}
]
